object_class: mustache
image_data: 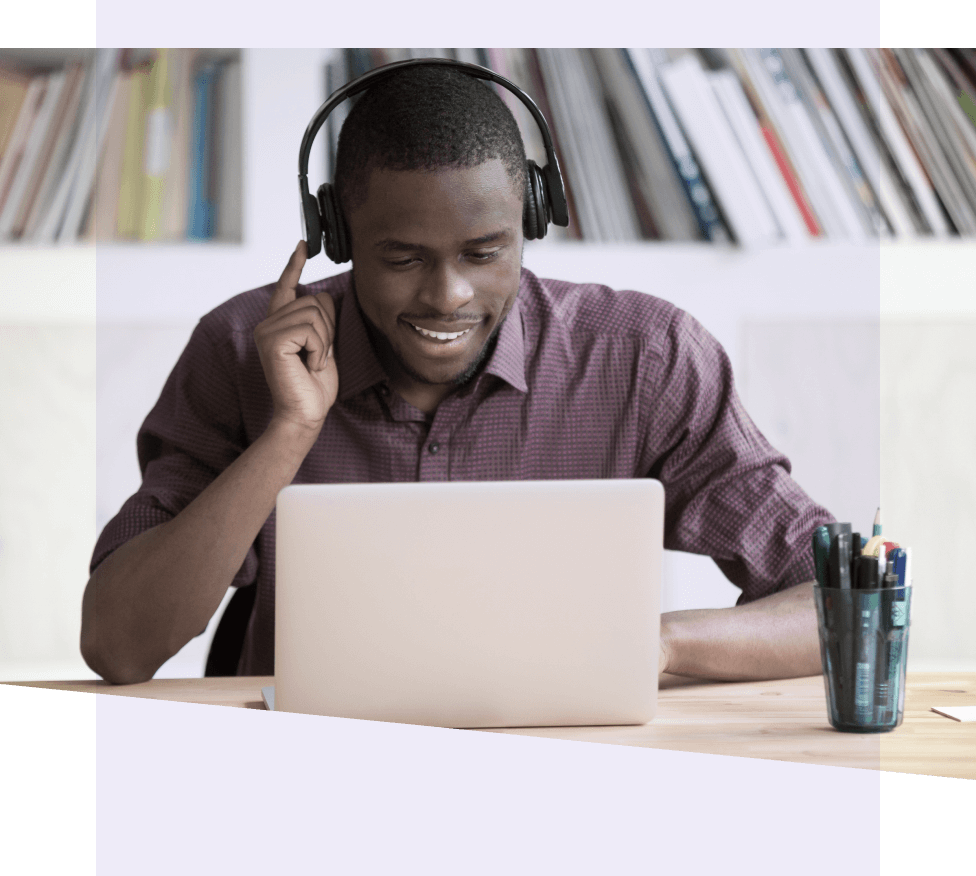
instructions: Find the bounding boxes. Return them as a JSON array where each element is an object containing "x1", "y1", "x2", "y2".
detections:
[{"x1": 399, "y1": 313, "x2": 484, "y2": 324}]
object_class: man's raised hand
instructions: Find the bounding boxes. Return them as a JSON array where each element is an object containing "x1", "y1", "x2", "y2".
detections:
[{"x1": 254, "y1": 241, "x2": 339, "y2": 438}]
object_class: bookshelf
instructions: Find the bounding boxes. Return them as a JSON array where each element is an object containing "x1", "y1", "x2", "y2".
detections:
[
  {"x1": 1, "y1": 48, "x2": 974, "y2": 681},
  {"x1": 0, "y1": 47, "x2": 242, "y2": 249}
]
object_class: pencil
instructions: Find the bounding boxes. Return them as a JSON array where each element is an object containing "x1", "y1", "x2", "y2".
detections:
[{"x1": 872, "y1": 507, "x2": 882, "y2": 537}]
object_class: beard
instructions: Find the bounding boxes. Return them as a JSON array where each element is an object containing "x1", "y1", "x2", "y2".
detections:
[{"x1": 354, "y1": 292, "x2": 506, "y2": 390}]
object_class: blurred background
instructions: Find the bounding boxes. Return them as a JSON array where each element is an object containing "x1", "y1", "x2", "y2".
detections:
[{"x1": 0, "y1": 47, "x2": 973, "y2": 680}]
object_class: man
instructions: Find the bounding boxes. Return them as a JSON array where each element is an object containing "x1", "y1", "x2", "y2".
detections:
[{"x1": 82, "y1": 65, "x2": 830, "y2": 685}]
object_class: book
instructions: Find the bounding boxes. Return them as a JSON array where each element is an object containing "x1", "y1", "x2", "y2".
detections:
[
  {"x1": 535, "y1": 48, "x2": 641, "y2": 242},
  {"x1": 896, "y1": 49, "x2": 976, "y2": 228},
  {"x1": 159, "y1": 48, "x2": 197, "y2": 241},
  {"x1": 804, "y1": 48, "x2": 915, "y2": 237},
  {"x1": 35, "y1": 52, "x2": 106, "y2": 242},
  {"x1": 216, "y1": 57, "x2": 242, "y2": 242},
  {"x1": 0, "y1": 75, "x2": 46, "y2": 219},
  {"x1": 0, "y1": 64, "x2": 32, "y2": 158},
  {"x1": 139, "y1": 48, "x2": 175, "y2": 240},
  {"x1": 16, "y1": 63, "x2": 86, "y2": 239},
  {"x1": 115, "y1": 61, "x2": 150, "y2": 239},
  {"x1": 93, "y1": 68, "x2": 132, "y2": 240},
  {"x1": 738, "y1": 49, "x2": 863, "y2": 239},
  {"x1": 0, "y1": 69, "x2": 66, "y2": 239},
  {"x1": 626, "y1": 49, "x2": 730, "y2": 243},
  {"x1": 709, "y1": 67, "x2": 810, "y2": 243},
  {"x1": 930, "y1": 49, "x2": 976, "y2": 128},
  {"x1": 843, "y1": 48, "x2": 949, "y2": 236},
  {"x1": 658, "y1": 51, "x2": 780, "y2": 246},
  {"x1": 186, "y1": 60, "x2": 218, "y2": 240},
  {"x1": 722, "y1": 49, "x2": 822, "y2": 236},
  {"x1": 589, "y1": 49, "x2": 700, "y2": 241},
  {"x1": 780, "y1": 48, "x2": 882, "y2": 237},
  {"x1": 24, "y1": 61, "x2": 90, "y2": 240},
  {"x1": 906, "y1": 49, "x2": 976, "y2": 212},
  {"x1": 879, "y1": 48, "x2": 975, "y2": 235}
]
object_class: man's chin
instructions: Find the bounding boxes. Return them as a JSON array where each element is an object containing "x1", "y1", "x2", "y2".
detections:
[{"x1": 397, "y1": 354, "x2": 484, "y2": 389}]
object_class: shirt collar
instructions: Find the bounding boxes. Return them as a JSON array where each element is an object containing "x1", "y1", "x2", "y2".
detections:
[{"x1": 333, "y1": 269, "x2": 529, "y2": 401}]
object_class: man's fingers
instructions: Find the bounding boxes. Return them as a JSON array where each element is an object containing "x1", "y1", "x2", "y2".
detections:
[{"x1": 267, "y1": 241, "x2": 308, "y2": 316}]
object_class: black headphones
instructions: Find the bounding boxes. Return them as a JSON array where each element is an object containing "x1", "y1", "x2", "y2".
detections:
[{"x1": 298, "y1": 57, "x2": 570, "y2": 263}]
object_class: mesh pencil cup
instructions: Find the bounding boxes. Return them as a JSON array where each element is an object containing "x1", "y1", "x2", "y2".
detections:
[{"x1": 813, "y1": 586, "x2": 912, "y2": 733}]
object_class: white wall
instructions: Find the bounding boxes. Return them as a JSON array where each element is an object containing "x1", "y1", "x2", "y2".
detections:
[{"x1": 880, "y1": 241, "x2": 976, "y2": 670}]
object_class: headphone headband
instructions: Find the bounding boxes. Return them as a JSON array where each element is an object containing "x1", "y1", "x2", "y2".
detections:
[{"x1": 298, "y1": 57, "x2": 569, "y2": 260}]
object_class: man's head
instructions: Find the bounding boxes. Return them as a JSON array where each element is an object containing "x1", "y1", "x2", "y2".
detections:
[{"x1": 334, "y1": 66, "x2": 528, "y2": 412}]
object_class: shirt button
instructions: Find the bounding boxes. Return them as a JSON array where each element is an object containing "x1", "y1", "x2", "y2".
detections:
[{"x1": 428, "y1": 442, "x2": 440, "y2": 455}]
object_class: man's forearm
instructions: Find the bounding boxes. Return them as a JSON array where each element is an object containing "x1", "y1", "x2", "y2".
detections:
[
  {"x1": 659, "y1": 581, "x2": 822, "y2": 681},
  {"x1": 81, "y1": 419, "x2": 318, "y2": 684}
]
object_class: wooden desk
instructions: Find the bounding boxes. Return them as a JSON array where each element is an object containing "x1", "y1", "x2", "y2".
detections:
[{"x1": 12, "y1": 672, "x2": 974, "y2": 781}]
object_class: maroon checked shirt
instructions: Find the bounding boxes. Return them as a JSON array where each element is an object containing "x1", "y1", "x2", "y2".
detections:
[{"x1": 92, "y1": 267, "x2": 833, "y2": 675}]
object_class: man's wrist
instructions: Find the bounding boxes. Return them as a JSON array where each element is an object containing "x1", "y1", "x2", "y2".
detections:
[{"x1": 262, "y1": 415, "x2": 324, "y2": 461}]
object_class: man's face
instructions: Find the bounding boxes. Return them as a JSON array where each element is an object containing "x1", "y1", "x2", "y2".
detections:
[{"x1": 347, "y1": 159, "x2": 523, "y2": 406}]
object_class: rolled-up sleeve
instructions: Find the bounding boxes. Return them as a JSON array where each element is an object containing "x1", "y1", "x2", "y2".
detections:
[
  {"x1": 642, "y1": 308, "x2": 834, "y2": 603},
  {"x1": 90, "y1": 316, "x2": 259, "y2": 588}
]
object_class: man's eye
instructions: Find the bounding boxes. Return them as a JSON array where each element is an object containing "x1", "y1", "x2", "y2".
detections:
[
  {"x1": 469, "y1": 250, "x2": 500, "y2": 262},
  {"x1": 387, "y1": 258, "x2": 418, "y2": 268}
]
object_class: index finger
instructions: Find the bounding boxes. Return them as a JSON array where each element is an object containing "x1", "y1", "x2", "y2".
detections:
[{"x1": 267, "y1": 241, "x2": 308, "y2": 316}]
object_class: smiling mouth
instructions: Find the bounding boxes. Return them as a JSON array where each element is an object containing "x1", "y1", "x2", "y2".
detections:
[{"x1": 407, "y1": 322, "x2": 476, "y2": 342}]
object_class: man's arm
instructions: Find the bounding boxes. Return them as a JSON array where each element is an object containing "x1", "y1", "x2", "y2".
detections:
[
  {"x1": 659, "y1": 581, "x2": 821, "y2": 680},
  {"x1": 81, "y1": 243, "x2": 335, "y2": 684}
]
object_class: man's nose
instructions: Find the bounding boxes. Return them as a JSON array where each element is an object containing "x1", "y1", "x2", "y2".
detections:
[{"x1": 418, "y1": 262, "x2": 476, "y2": 315}]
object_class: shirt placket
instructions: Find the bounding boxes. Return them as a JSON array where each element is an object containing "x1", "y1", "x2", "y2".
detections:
[{"x1": 417, "y1": 396, "x2": 467, "y2": 482}]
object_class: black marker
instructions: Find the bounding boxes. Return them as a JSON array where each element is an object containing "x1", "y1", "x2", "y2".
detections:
[
  {"x1": 850, "y1": 532, "x2": 862, "y2": 584},
  {"x1": 854, "y1": 554, "x2": 879, "y2": 590},
  {"x1": 829, "y1": 532, "x2": 852, "y2": 589}
]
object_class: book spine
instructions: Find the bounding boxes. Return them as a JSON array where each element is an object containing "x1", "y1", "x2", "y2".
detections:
[
  {"x1": 0, "y1": 77, "x2": 46, "y2": 220},
  {"x1": 626, "y1": 49, "x2": 730, "y2": 243},
  {"x1": 93, "y1": 69, "x2": 131, "y2": 240},
  {"x1": 116, "y1": 63, "x2": 150, "y2": 239},
  {"x1": 589, "y1": 49, "x2": 700, "y2": 241},
  {"x1": 710, "y1": 68, "x2": 810, "y2": 243},
  {"x1": 908, "y1": 49, "x2": 976, "y2": 214},
  {"x1": 659, "y1": 54, "x2": 780, "y2": 245},
  {"x1": 187, "y1": 62, "x2": 216, "y2": 240},
  {"x1": 16, "y1": 65, "x2": 85, "y2": 239},
  {"x1": 879, "y1": 48, "x2": 974, "y2": 234},
  {"x1": 0, "y1": 71, "x2": 65, "y2": 239},
  {"x1": 786, "y1": 49, "x2": 885, "y2": 235},
  {"x1": 216, "y1": 57, "x2": 242, "y2": 242},
  {"x1": 892, "y1": 48, "x2": 976, "y2": 228},
  {"x1": 845, "y1": 49, "x2": 948, "y2": 236},
  {"x1": 139, "y1": 49, "x2": 173, "y2": 240},
  {"x1": 0, "y1": 64, "x2": 32, "y2": 159},
  {"x1": 36, "y1": 58, "x2": 99, "y2": 242}
]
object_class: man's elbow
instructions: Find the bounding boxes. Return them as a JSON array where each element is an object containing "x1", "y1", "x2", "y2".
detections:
[
  {"x1": 80, "y1": 624, "x2": 156, "y2": 686},
  {"x1": 80, "y1": 574, "x2": 158, "y2": 686}
]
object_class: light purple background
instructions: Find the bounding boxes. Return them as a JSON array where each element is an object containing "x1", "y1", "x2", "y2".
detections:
[
  {"x1": 94, "y1": 693, "x2": 880, "y2": 875},
  {"x1": 96, "y1": 0, "x2": 880, "y2": 876}
]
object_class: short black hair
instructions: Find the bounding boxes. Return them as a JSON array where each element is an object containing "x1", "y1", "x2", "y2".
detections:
[{"x1": 334, "y1": 65, "x2": 527, "y2": 215}]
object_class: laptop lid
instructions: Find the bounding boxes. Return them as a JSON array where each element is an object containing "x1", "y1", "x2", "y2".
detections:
[{"x1": 275, "y1": 479, "x2": 663, "y2": 728}]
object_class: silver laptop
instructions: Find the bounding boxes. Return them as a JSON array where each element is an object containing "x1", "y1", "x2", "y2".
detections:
[{"x1": 270, "y1": 479, "x2": 663, "y2": 728}]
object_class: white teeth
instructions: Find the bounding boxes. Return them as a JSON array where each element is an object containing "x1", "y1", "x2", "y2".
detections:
[{"x1": 411, "y1": 324, "x2": 472, "y2": 341}]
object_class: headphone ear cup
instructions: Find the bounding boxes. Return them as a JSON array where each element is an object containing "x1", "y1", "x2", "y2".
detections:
[
  {"x1": 331, "y1": 186, "x2": 351, "y2": 263},
  {"x1": 302, "y1": 191, "x2": 323, "y2": 258},
  {"x1": 317, "y1": 183, "x2": 351, "y2": 264},
  {"x1": 523, "y1": 160, "x2": 549, "y2": 241}
]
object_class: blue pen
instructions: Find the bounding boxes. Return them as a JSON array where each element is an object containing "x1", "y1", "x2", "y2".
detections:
[{"x1": 890, "y1": 548, "x2": 908, "y2": 588}]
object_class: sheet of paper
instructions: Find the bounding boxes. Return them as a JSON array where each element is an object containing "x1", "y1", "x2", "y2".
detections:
[{"x1": 930, "y1": 706, "x2": 976, "y2": 722}]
